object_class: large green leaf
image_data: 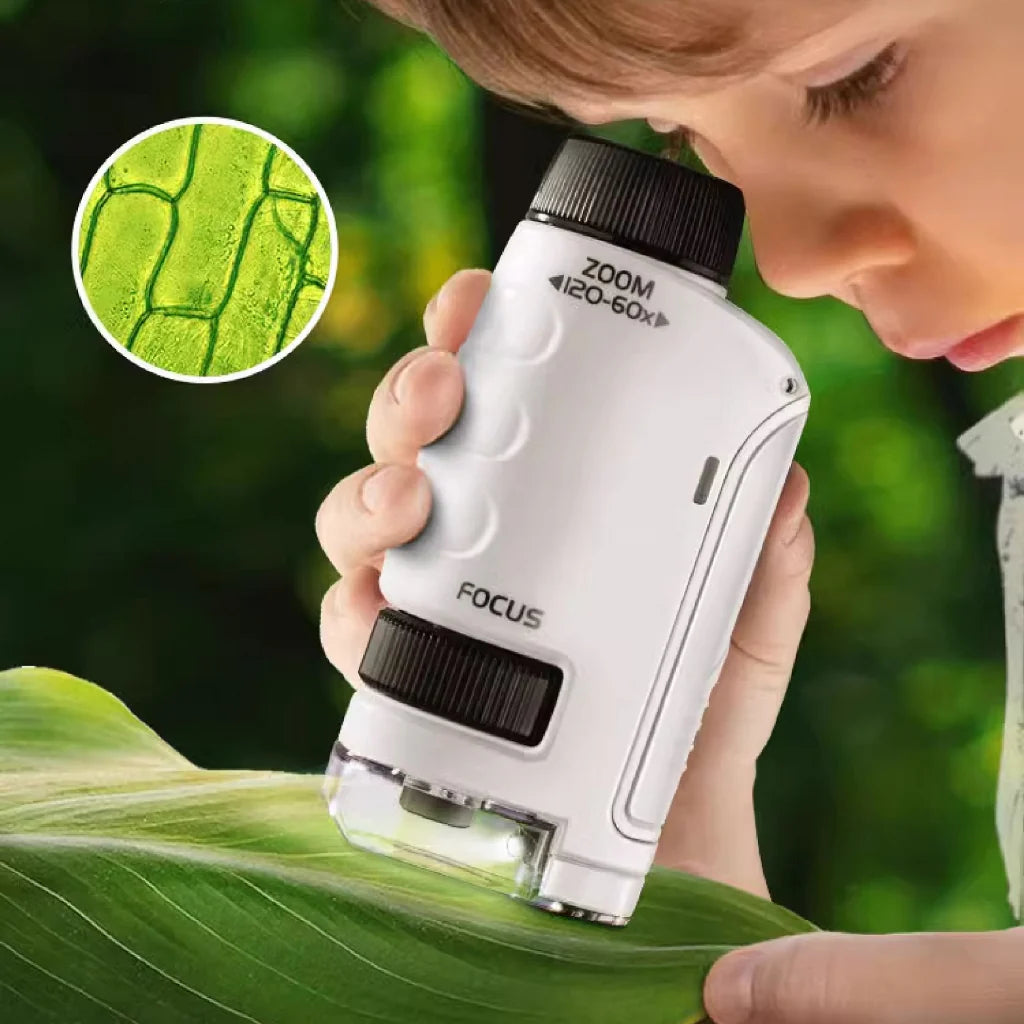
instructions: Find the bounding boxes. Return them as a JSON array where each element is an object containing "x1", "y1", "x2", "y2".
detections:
[{"x1": 0, "y1": 668, "x2": 814, "y2": 1023}]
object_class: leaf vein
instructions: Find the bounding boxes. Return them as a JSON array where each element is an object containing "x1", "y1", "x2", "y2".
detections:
[
  {"x1": 0, "y1": 937, "x2": 137, "y2": 1022},
  {"x1": 0, "y1": 859, "x2": 267, "y2": 1024},
  {"x1": 231, "y1": 872, "x2": 541, "y2": 1017},
  {"x1": 104, "y1": 855, "x2": 373, "y2": 1019},
  {"x1": 0, "y1": 974, "x2": 59, "y2": 1021}
]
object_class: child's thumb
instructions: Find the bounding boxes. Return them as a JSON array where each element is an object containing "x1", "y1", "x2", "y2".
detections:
[{"x1": 703, "y1": 928, "x2": 1024, "y2": 1024}]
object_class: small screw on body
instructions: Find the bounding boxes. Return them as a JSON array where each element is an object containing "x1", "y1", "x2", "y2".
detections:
[{"x1": 782, "y1": 377, "x2": 800, "y2": 395}]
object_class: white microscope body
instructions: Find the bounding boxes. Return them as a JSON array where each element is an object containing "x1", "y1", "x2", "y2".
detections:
[{"x1": 327, "y1": 136, "x2": 808, "y2": 924}]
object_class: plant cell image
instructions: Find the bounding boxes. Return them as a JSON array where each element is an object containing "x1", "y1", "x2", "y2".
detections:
[{"x1": 72, "y1": 118, "x2": 337, "y2": 381}]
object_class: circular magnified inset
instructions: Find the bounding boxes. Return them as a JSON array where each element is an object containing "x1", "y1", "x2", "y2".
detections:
[{"x1": 72, "y1": 117, "x2": 338, "y2": 383}]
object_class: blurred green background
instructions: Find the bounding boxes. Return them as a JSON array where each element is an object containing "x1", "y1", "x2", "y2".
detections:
[{"x1": 3, "y1": 0, "x2": 1023, "y2": 937}]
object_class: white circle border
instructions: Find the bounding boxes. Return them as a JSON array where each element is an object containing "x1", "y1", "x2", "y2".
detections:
[{"x1": 70, "y1": 116, "x2": 340, "y2": 385}]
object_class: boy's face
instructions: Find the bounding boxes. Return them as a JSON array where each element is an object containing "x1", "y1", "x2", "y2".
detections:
[{"x1": 561, "y1": 0, "x2": 1024, "y2": 371}]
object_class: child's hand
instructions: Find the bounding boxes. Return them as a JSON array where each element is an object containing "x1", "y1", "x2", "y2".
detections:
[
  {"x1": 704, "y1": 927, "x2": 1024, "y2": 1024},
  {"x1": 315, "y1": 267, "x2": 485, "y2": 676},
  {"x1": 655, "y1": 459, "x2": 813, "y2": 899},
  {"x1": 315, "y1": 267, "x2": 813, "y2": 900}
]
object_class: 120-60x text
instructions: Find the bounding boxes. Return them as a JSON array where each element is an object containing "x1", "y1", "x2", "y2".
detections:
[{"x1": 548, "y1": 272, "x2": 670, "y2": 328}]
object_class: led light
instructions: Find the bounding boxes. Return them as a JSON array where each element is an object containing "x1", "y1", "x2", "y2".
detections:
[{"x1": 323, "y1": 745, "x2": 554, "y2": 901}]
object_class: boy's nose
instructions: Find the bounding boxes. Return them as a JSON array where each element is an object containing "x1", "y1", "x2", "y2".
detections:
[{"x1": 743, "y1": 190, "x2": 916, "y2": 303}]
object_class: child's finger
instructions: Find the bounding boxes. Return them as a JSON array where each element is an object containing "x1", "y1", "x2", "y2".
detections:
[
  {"x1": 728, "y1": 462, "x2": 814, "y2": 680},
  {"x1": 421, "y1": 268, "x2": 492, "y2": 350},
  {"x1": 315, "y1": 462, "x2": 432, "y2": 575},
  {"x1": 655, "y1": 464, "x2": 814, "y2": 895},
  {"x1": 365, "y1": 346, "x2": 464, "y2": 466},
  {"x1": 365, "y1": 268, "x2": 489, "y2": 466},
  {"x1": 695, "y1": 463, "x2": 814, "y2": 771},
  {"x1": 319, "y1": 564, "x2": 387, "y2": 688}
]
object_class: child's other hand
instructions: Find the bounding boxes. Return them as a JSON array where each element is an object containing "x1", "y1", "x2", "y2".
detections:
[
  {"x1": 705, "y1": 927, "x2": 1024, "y2": 1024},
  {"x1": 656, "y1": 461, "x2": 813, "y2": 899},
  {"x1": 315, "y1": 266, "x2": 814, "y2": 900}
]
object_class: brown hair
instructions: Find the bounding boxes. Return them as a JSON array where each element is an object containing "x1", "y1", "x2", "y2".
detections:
[{"x1": 367, "y1": 0, "x2": 779, "y2": 111}]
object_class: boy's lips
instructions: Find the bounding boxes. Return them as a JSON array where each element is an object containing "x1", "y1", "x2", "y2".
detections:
[
  {"x1": 869, "y1": 313, "x2": 1024, "y2": 369},
  {"x1": 943, "y1": 314, "x2": 1024, "y2": 371}
]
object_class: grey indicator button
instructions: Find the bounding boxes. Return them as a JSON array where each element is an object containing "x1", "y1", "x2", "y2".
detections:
[{"x1": 693, "y1": 456, "x2": 720, "y2": 505}]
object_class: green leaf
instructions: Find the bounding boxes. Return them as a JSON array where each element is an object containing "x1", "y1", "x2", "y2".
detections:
[{"x1": 0, "y1": 667, "x2": 814, "y2": 1023}]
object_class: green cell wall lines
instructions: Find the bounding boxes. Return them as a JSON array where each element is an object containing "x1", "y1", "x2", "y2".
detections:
[{"x1": 78, "y1": 123, "x2": 333, "y2": 377}]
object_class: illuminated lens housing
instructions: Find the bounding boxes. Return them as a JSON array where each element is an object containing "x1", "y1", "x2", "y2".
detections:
[{"x1": 323, "y1": 744, "x2": 554, "y2": 900}]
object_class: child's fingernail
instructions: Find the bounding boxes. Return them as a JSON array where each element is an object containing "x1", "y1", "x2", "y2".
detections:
[
  {"x1": 361, "y1": 465, "x2": 406, "y2": 512},
  {"x1": 795, "y1": 466, "x2": 810, "y2": 507},
  {"x1": 390, "y1": 348, "x2": 447, "y2": 404},
  {"x1": 705, "y1": 950, "x2": 759, "y2": 1023},
  {"x1": 423, "y1": 282, "x2": 449, "y2": 329}
]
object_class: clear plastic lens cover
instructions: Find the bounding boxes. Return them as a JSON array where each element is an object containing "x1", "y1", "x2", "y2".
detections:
[{"x1": 323, "y1": 745, "x2": 553, "y2": 900}]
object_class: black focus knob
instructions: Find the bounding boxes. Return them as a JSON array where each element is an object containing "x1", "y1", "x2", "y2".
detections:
[
  {"x1": 358, "y1": 608, "x2": 563, "y2": 747},
  {"x1": 526, "y1": 133, "x2": 746, "y2": 286}
]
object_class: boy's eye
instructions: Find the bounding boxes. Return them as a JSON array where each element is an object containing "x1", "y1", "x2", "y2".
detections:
[{"x1": 803, "y1": 42, "x2": 909, "y2": 125}]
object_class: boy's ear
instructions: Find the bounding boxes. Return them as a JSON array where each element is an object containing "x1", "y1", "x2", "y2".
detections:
[{"x1": 957, "y1": 390, "x2": 1024, "y2": 477}]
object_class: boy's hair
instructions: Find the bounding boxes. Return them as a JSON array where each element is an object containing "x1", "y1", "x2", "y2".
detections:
[{"x1": 368, "y1": 0, "x2": 778, "y2": 111}]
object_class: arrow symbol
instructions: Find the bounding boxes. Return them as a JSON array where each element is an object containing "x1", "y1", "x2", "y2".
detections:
[
  {"x1": 548, "y1": 275, "x2": 564, "y2": 291},
  {"x1": 655, "y1": 312, "x2": 670, "y2": 328}
]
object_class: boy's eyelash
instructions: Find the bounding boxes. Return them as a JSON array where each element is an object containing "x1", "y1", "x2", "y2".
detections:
[
  {"x1": 803, "y1": 43, "x2": 908, "y2": 125},
  {"x1": 503, "y1": 46, "x2": 907, "y2": 145}
]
